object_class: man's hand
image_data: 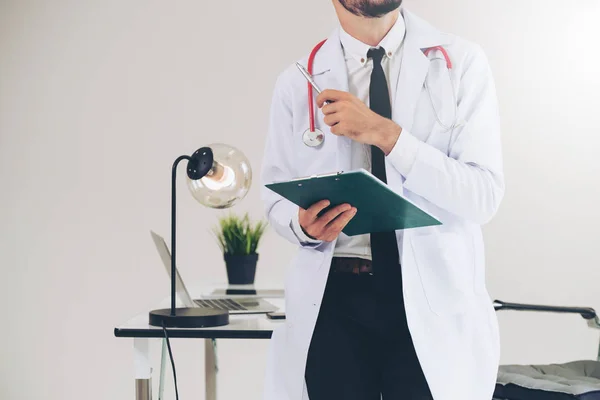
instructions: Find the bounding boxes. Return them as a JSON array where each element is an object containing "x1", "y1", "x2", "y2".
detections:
[
  {"x1": 299, "y1": 200, "x2": 357, "y2": 242},
  {"x1": 316, "y1": 89, "x2": 402, "y2": 155}
]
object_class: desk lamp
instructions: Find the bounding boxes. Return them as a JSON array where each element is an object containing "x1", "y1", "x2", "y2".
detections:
[{"x1": 149, "y1": 143, "x2": 252, "y2": 328}]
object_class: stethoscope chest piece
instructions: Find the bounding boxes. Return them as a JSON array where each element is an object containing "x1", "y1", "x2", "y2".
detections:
[{"x1": 302, "y1": 128, "x2": 324, "y2": 147}]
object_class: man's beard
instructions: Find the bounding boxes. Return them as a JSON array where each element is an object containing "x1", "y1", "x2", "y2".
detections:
[{"x1": 338, "y1": 0, "x2": 402, "y2": 18}]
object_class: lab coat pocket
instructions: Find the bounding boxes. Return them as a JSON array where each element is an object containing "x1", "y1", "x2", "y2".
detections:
[
  {"x1": 284, "y1": 248, "x2": 325, "y2": 316},
  {"x1": 410, "y1": 232, "x2": 475, "y2": 316}
]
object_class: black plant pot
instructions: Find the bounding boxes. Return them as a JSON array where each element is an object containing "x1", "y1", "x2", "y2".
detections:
[{"x1": 224, "y1": 253, "x2": 258, "y2": 285}]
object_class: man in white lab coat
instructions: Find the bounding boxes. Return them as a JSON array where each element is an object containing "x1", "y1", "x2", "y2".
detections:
[{"x1": 260, "y1": 1, "x2": 504, "y2": 399}]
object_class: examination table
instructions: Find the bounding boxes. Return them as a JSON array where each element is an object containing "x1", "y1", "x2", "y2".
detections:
[{"x1": 493, "y1": 300, "x2": 600, "y2": 400}]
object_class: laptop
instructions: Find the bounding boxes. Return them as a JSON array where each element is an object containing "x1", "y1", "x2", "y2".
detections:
[{"x1": 150, "y1": 230, "x2": 279, "y2": 315}]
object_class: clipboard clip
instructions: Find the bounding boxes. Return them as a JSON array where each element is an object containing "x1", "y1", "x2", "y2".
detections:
[{"x1": 289, "y1": 171, "x2": 344, "y2": 182}]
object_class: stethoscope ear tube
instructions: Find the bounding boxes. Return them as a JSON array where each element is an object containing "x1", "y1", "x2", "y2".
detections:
[
  {"x1": 301, "y1": 39, "x2": 328, "y2": 148},
  {"x1": 301, "y1": 41, "x2": 455, "y2": 147},
  {"x1": 423, "y1": 46, "x2": 452, "y2": 69},
  {"x1": 307, "y1": 39, "x2": 327, "y2": 133},
  {"x1": 422, "y1": 46, "x2": 457, "y2": 131}
]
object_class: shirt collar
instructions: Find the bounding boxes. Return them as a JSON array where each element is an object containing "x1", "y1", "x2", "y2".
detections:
[{"x1": 339, "y1": 13, "x2": 406, "y2": 66}]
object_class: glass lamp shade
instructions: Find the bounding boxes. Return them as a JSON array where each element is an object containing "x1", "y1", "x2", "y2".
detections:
[{"x1": 186, "y1": 143, "x2": 252, "y2": 209}]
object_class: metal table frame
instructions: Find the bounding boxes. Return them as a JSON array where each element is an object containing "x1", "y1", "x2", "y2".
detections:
[
  {"x1": 132, "y1": 337, "x2": 221, "y2": 400},
  {"x1": 116, "y1": 311, "x2": 280, "y2": 400},
  {"x1": 118, "y1": 300, "x2": 600, "y2": 400}
]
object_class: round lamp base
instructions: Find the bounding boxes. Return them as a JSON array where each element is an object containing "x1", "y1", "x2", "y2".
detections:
[{"x1": 149, "y1": 307, "x2": 229, "y2": 328}]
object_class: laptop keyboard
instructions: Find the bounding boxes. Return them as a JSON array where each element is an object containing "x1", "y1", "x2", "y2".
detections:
[{"x1": 195, "y1": 298, "x2": 248, "y2": 311}]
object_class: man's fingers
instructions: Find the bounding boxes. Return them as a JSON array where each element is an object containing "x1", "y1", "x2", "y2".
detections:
[
  {"x1": 330, "y1": 122, "x2": 347, "y2": 135},
  {"x1": 325, "y1": 207, "x2": 357, "y2": 234},
  {"x1": 316, "y1": 89, "x2": 347, "y2": 107},
  {"x1": 315, "y1": 203, "x2": 352, "y2": 228},
  {"x1": 321, "y1": 102, "x2": 343, "y2": 115},
  {"x1": 301, "y1": 202, "x2": 357, "y2": 241},
  {"x1": 304, "y1": 199, "x2": 331, "y2": 220},
  {"x1": 323, "y1": 113, "x2": 341, "y2": 127}
]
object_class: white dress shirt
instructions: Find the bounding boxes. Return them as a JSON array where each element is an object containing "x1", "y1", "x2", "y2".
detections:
[{"x1": 291, "y1": 14, "x2": 407, "y2": 260}]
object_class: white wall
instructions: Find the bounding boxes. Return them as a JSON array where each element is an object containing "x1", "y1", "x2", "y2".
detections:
[{"x1": 1, "y1": 0, "x2": 599, "y2": 399}]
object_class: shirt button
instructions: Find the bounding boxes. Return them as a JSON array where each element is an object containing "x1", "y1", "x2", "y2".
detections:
[
  {"x1": 388, "y1": 51, "x2": 392, "y2": 56},
  {"x1": 360, "y1": 58, "x2": 365, "y2": 63}
]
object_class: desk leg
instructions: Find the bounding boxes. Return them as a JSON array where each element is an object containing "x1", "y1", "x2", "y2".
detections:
[
  {"x1": 134, "y1": 338, "x2": 152, "y2": 400},
  {"x1": 205, "y1": 339, "x2": 217, "y2": 400},
  {"x1": 158, "y1": 339, "x2": 167, "y2": 400}
]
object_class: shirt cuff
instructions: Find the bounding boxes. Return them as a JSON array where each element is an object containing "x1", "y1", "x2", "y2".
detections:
[
  {"x1": 291, "y1": 211, "x2": 323, "y2": 246},
  {"x1": 386, "y1": 129, "x2": 421, "y2": 178}
]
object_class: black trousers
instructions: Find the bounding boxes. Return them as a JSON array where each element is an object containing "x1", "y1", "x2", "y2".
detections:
[{"x1": 305, "y1": 264, "x2": 433, "y2": 400}]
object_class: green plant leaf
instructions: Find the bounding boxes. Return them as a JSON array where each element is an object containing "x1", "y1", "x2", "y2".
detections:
[{"x1": 212, "y1": 212, "x2": 268, "y2": 256}]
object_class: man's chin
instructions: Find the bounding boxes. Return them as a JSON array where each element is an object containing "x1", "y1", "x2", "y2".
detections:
[{"x1": 338, "y1": 0, "x2": 403, "y2": 18}]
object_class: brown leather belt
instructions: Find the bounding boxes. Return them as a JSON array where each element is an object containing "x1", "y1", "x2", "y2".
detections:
[{"x1": 331, "y1": 257, "x2": 373, "y2": 275}]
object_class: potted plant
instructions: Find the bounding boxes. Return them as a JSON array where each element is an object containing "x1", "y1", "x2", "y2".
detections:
[{"x1": 213, "y1": 213, "x2": 267, "y2": 285}]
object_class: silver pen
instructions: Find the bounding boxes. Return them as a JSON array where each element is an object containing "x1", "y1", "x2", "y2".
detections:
[{"x1": 295, "y1": 62, "x2": 331, "y2": 105}]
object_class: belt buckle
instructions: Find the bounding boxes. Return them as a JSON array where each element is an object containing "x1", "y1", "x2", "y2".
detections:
[
  {"x1": 332, "y1": 257, "x2": 373, "y2": 276},
  {"x1": 357, "y1": 263, "x2": 372, "y2": 276}
]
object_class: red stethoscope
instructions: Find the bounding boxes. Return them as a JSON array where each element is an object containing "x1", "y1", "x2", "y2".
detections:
[{"x1": 302, "y1": 40, "x2": 453, "y2": 148}]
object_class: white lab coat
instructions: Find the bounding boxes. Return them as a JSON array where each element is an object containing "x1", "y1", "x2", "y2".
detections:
[{"x1": 260, "y1": 8, "x2": 504, "y2": 400}]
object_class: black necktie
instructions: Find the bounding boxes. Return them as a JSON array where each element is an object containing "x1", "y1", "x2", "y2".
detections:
[{"x1": 367, "y1": 47, "x2": 401, "y2": 285}]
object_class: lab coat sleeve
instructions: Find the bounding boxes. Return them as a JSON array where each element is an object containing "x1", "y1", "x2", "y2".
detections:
[
  {"x1": 291, "y1": 212, "x2": 323, "y2": 245},
  {"x1": 387, "y1": 44, "x2": 504, "y2": 225},
  {"x1": 260, "y1": 73, "x2": 324, "y2": 248}
]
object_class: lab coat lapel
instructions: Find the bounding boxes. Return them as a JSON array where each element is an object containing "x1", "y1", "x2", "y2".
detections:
[
  {"x1": 394, "y1": 9, "x2": 452, "y2": 132},
  {"x1": 308, "y1": 12, "x2": 452, "y2": 170},
  {"x1": 310, "y1": 29, "x2": 352, "y2": 173},
  {"x1": 394, "y1": 44, "x2": 429, "y2": 132}
]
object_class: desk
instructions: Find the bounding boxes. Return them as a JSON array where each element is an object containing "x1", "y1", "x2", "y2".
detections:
[{"x1": 114, "y1": 291, "x2": 284, "y2": 400}]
